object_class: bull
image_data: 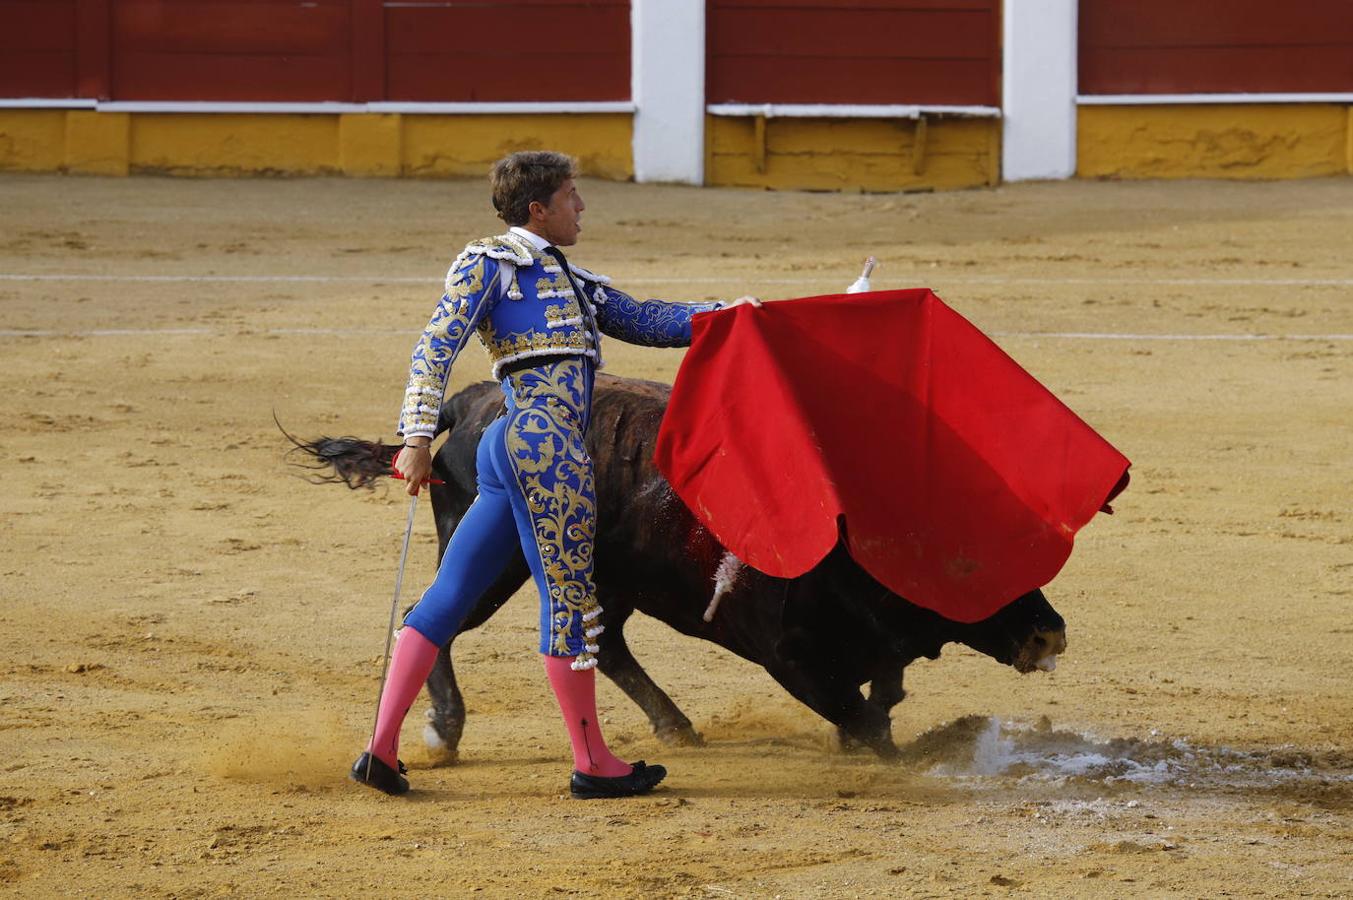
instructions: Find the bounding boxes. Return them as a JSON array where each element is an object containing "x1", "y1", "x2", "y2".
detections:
[{"x1": 293, "y1": 375, "x2": 1066, "y2": 759}]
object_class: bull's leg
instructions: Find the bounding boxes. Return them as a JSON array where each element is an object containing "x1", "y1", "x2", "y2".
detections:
[
  {"x1": 422, "y1": 485, "x2": 475, "y2": 762},
  {"x1": 837, "y1": 662, "x2": 906, "y2": 753},
  {"x1": 766, "y1": 657, "x2": 899, "y2": 760},
  {"x1": 421, "y1": 559, "x2": 529, "y2": 763},
  {"x1": 594, "y1": 601, "x2": 702, "y2": 747},
  {"x1": 422, "y1": 640, "x2": 463, "y2": 763},
  {"x1": 868, "y1": 663, "x2": 906, "y2": 713}
]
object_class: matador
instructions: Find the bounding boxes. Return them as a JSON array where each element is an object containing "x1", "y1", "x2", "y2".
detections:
[{"x1": 350, "y1": 151, "x2": 760, "y2": 799}]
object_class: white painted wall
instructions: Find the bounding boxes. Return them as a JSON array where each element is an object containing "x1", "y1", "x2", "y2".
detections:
[
  {"x1": 1002, "y1": 0, "x2": 1078, "y2": 181},
  {"x1": 631, "y1": 0, "x2": 704, "y2": 184}
]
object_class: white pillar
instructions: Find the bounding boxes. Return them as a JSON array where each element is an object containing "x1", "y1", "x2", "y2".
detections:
[
  {"x1": 1002, "y1": 0, "x2": 1078, "y2": 181},
  {"x1": 631, "y1": 0, "x2": 705, "y2": 184}
]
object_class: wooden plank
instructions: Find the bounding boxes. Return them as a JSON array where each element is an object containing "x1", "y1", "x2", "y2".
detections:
[
  {"x1": 75, "y1": 0, "x2": 110, "y2": 99},
  {"x1": 385, "y1": 5, "x2": 628, "y2": 54},
  {"x1": 714, "y1": 1, "x2": 994, "y2": 10},
  {"x1": 386, "y1": 53, "x2": 627, "y2": 102},
  {"x1": 0, "y1": 0, "x2": 76, "y2": 97},
  {"x1": 1081, "y1": 46, "x2": 1353, "y2": 95},
  {"x1": 384, "y1": 2, "x2": 630, "y2": 101},
  {"x1": 0, "y1": 52, "x2": 76, "y2": 98},
  {"x1": 709, "y1": 56, "x2": 997, "y2": 105},
  {"x1": 351, "y1": 0, "x2": 385, "y2": 102},
  {"x1": 399, "y1": 0, "x2": 627, "y2": 5},
  {"x1": 113, "y1": 53, "x2": 352, "y2": 101},
  {"x1": 0, "y1": 0, "x2": 76, "y2": 50},
  {"x1": 709, "y1": 7, "x2": 994, "y2": 58},
  {"x1": 113, "y1": 0, "x2": 351, "y2": 54},
  {"x1": 1080, "y1": 0, "x2": 1353, "y2": 48}
]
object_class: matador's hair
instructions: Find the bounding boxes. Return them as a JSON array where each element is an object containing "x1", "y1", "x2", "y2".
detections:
[{"x1": 490, "y1": 151, "x2": 579, "y2": 226}]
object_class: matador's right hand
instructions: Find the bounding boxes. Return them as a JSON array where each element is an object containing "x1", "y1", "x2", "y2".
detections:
[{"x1": 394, "y1": 444, "x2": 433, "y2": 496}]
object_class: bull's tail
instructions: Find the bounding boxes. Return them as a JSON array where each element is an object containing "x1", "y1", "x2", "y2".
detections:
[{"x1": 276, "y1": 405, "x2": 459, "y2": 490}]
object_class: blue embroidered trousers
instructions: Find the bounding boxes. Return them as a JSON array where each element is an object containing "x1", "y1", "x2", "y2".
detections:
[{"x1": 402, "y1": 358, "x2": 604, "y2": 664}]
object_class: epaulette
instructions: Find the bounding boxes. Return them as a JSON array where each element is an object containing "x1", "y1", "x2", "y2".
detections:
[
  {"x1": 445, "y1": 233, "x2": 539, "y2": 299},
  {"x1": 463, "y1": 233, "x2": 536, "y2": 266}
]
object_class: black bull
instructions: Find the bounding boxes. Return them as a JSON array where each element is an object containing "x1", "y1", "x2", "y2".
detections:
[{"x1": 296, "y1": 375, "x2": 1067, "y2": 759}]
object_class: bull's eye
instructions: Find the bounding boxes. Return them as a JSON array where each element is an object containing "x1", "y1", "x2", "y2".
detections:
[{"x1": 1033, "y1": 635, "x2": 1047, "y2": 647}]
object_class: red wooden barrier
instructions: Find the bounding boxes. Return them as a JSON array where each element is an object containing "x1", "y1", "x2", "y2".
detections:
[
  {"x1": 351, "y1": 0, "x2": 384, "y2": 102},
  {"x1": 110, "y1": 0, "x2": 353, "y2": 101},
  {"x1": 1080, "y1": 0, "x2": 1353, "y2": 94},
  {"x1": 383, "y1": 0, "x2": 630, "y2": 102},
  {"x1": 0, "y1": 0, "x2": 632, "y2": 103},
  {"x1": 0, "y1": 0, "x2": 78, "y2": 97},
  {"x1": 76, "y1": 0, "x2": 111, "y2": 99},
  {"x1": 707, "y1": 0, "x2": 1001, "y2": 106}
]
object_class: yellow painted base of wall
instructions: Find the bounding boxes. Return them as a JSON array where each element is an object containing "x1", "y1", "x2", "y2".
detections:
[
  {"x1": 0, "y1": 110, "x2": 634, "y2": 180},
  {"x1": 1078, "y1": 104, "x2": 1353, "y2": 180},
  {"x1": 706, "y1": 115, "x2": 1000, "y2": 192},
  {"x1": 1, "y1": 109, "x2": 999, "y2": 191}
]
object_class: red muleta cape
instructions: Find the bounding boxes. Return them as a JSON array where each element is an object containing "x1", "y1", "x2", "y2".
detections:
[{"x1": 654, "y1": 289, "x2": 1130, "y2": 624}]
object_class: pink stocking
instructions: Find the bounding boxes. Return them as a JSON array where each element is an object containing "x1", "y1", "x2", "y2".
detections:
[
  {"x1": 368, "y1": 627, "x2": 440, "y2": 768},
  {"x1": 543, "y1": 654, "x2": 632, "y2": 777}
]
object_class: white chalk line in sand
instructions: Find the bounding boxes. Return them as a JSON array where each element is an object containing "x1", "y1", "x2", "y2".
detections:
[
  {"x1": 3, "y1": 327, "x2": 1350, "y2": 341},
  {"x1": 3, "y1": 272, "x2": 1353, "y2": 288}
]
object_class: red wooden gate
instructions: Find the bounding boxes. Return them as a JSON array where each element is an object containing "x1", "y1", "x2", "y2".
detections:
[
  {"x1": 1080, "y1": 0, "x2": 1353, "y2": 95},
  {"x1": 706, "y1": 0, "x2": 1002, "y2": 106}
]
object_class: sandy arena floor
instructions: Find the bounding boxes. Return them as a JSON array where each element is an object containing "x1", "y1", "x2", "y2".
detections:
[{"x1": 1, "y1": 173, "x2": 1351, "y2": 898}]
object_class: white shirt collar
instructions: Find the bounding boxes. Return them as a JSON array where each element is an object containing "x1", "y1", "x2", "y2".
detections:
[{"x1": 508, "y1": 225, "x2": 552, "y2": 252}]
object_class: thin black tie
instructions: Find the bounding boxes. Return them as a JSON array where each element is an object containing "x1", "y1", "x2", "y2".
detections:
[
  {"x1": 543, "y1": 246, "x2": 583, "y2": 297},
  {"x1": 544, "y1": 246, "x2": 599, "y2": 351}
]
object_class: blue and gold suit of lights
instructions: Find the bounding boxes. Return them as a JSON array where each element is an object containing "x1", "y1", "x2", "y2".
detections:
[{"x1": 398, "y1": 232, "x2": 723, "y2": 669}]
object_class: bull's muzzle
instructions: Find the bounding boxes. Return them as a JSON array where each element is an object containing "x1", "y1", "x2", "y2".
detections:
[{"x1": 1014, "y1": 627, "x2": 1067, "y2": 674}]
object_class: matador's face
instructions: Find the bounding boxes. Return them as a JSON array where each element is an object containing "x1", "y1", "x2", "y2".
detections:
[{"x1": 534, "y1": 178, "x2": 586, "y2": 247}]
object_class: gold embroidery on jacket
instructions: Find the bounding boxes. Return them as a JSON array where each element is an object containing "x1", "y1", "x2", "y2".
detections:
[
  {"x1": 534, "y1": 273, "x2": 576, "y2": 300},
  {"x1": 399, "y1": 254, "x2": 494, "y2": 434},
  {"x1": 482, "y1": 328, "x2": 594, "y2": 360}
]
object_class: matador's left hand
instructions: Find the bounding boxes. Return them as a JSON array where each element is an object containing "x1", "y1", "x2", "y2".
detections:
[{"x1": 725, "y1": 295, "x2": 762, "y2": 308}]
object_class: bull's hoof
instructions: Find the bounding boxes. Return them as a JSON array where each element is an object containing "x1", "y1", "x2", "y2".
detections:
[
  {"x1": 870, "y1": 739, "x2": 902, "y2": 761},
  {"x1": 421, "y1": 722, "x2": 461, "y2": 766},
  {"x1": 423, "y1": 708, "x2": 464, "y2": 762},
  {"x1": 654, "y1": 723, "x2": 704, "y2": 747},
  {"x1": 834, "y1": 726, "x2": 900, "y2": 760},
  {"x1": 833, "y1": 726, "x2": 870, "y2": 754}
]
